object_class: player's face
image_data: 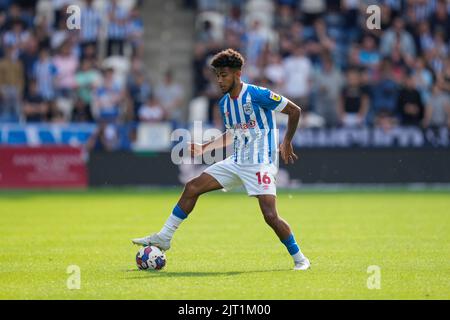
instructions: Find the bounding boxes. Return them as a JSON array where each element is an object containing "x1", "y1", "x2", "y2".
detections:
[{"x1": 215, "y1": 67, "x2": 239, "y2": 94}]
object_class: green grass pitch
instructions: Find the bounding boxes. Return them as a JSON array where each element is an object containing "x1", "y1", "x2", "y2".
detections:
[{"x1": 0, "y1": 188, "x2": 449, "y2": 299}]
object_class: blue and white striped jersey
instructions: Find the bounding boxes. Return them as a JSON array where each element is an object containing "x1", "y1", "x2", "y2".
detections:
[
  {"x1": 80, "y1": 6, "x2": 101, "y2": 42},
  {"x1": 219, "y1": 82, "x2": 288, "y2": 165},
  {"x1": 107, "y1": 4, "x2": 128, "y2": 40}
]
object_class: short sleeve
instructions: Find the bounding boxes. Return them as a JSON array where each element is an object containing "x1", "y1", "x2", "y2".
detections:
[{"x1": 253, "y1": 86, "x2": 288, "y2": 112}]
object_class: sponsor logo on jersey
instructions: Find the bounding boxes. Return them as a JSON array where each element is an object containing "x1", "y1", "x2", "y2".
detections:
[
  {"x1": 269, "y1": 92, "x2": 281, "y2": 102},
  {"x1": 243, "y1": 102, "x2": 253, "y2": 115},
  {"x1": 233, "y1": 120, "x2": 256, "y2": 129}
]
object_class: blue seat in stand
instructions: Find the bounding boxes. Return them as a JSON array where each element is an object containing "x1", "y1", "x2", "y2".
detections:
[
  {"x1": 7, "y1": 130, "x2": 27, "y2": 145},
  {"x1": 38, "y1": 129, "x2": 56, "y2": 144}
]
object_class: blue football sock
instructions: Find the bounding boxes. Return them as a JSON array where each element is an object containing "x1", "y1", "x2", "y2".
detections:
[
  {"x1": 281, "y1": 234, "x2": 306, "y2": 263},
  {"x1": 172, "y1": 204, "x2": 188, "y2": 220},
  {"x1": 281, "y1": 234, "x2": 300, "y2": 255}
]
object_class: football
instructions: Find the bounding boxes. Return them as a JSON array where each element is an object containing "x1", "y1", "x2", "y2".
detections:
[{"x1": 136, "y1": 246, "x2": 166, "y2": 270}]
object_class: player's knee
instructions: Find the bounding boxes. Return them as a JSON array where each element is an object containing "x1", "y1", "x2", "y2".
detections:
[
  {"x1": 184, "y1": 179, "x2": 201, "y2": 197},
  {"x1": 263, "y1": 210, "x2": 279, "y2": 226}
]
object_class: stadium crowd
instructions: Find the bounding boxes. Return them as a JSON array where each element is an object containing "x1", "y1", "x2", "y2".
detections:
[
  {"x1": 0, "y1": 0, "x2": 449, "y2": 131},
  {"x1": 192, "y1": 0, "x2": 450, "y2": 129},
  {"x1": 0, "y1": 0, "x2": 153, "y2": 124}
]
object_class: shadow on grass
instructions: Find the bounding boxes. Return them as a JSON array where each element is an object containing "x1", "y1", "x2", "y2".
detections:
[{"x1": 123, "y1": 268, "x2": 289, "y2": 279}]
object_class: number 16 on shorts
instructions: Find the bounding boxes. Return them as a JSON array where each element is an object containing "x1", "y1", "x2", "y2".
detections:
[{"x1": 256, "y1": 172, "x2": 272, "y2": 190}]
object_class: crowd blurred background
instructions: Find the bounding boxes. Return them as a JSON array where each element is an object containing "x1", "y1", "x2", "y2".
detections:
[
  {"x1": 0, "y1": 0, "x2": 146, "y2": 125},
  {"x1": 0, "y1": 0, "x2": 449, "y2": 133},
  {"x1": 192, "y1": 0, "x2": 450, "y2": 130}
]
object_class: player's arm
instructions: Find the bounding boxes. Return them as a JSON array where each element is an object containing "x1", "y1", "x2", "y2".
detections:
[
  {"x1": 280, "y1": 100, "x2": 302, "y2": 164},
  {"x1": 188, "y1": 130, "x2": 233, "y2": 157}
]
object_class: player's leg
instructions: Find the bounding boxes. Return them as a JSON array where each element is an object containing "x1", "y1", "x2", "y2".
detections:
[
  {"x1": 177, "y1": 172, "x2": 223, "y2": 215},
  {"x1": 257, "y1": 195, "x2": 291, "y2": 239},
  {"x1": 132, "y1": 173, "x2": 222, "y2": 250},
  {"x1": 257, "y1": 195, "x2": 310, "y2": 270}
]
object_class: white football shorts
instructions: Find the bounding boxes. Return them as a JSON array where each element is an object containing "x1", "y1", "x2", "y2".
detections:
[{"x1": 204, "y1": 156, "x2": 278, "y2": 196}]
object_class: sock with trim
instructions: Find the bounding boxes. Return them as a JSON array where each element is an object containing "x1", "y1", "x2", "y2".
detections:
[
  {"x1": 281, "y1": 234, "x2": 306, "y2": 263},
  {"x1": 157, "y1": 204, "x2": 187, "y2": 242}
]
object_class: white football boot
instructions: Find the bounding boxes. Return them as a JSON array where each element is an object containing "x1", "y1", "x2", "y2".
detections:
[
  {"x1": 293, "y1": 257, "x2": 311, "y2": 271},
  {"x1": 131, "y1": 233, "x2": 171, "y2": 251}
]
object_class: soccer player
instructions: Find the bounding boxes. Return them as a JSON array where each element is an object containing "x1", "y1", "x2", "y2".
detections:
[{"x1": 133, "y1": 48, "x2": 310, "y2": 270}]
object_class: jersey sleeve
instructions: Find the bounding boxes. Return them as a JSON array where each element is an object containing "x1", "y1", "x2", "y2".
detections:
[
  {"x1": 252, "y1": 86, "x2": 289, "y2": 112},
  {"x1": 218, "y1": 96, "x2": 231, "y2": 129}
]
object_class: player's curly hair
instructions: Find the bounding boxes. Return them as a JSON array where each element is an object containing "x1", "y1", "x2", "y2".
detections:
[{"x1": 210, "y1": 48, "x2": 244, "y2": 70}]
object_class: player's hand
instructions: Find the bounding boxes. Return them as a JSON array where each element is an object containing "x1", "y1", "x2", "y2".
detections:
[
  {"x1": 279, "y1": 140, "x2": 298, "y2": 165},
  {"x1": 188, "y1": 142, "x2": 204, "y2": 158}
]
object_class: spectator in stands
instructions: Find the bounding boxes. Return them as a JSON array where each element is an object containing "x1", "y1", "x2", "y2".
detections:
[
  {"x1": 106, "y1": 0, "x2": 129, "y2": 57},
  {"x1": 396, "y1": 73, "x2": 425, "y2": 127},
  {"x1": 432, "y1": 29, "x2": 449, "y2": 60},
  {"x1": 22, "y1": 79, "x2": 48, "y2": 122},
  {"x1": 80, "y1": 42, "x2": 98, "y2": 63},
  {"x1": 3, "y1": 3, "x2": 31, "y2": 30},
  {"x1": 86, "y1": 121, "x2": 120, "y2": 152},
  {"x1": 282, "y1": 44, "x2": 312, "y2": 112},
  {"x1": 127, "y1": 70, "x2": 151, "y2": 121},
  {"x1": 0, "y1": 45, "x2": 23, "y2": 121},
  {"x1": 50, "y1": 109, "x2": 66, "y2": 123},
  {"x1": 288, "y1": 21, "x2": 305, "y2": 48},
  {"x1": 264, "y1": 52, "x2": 285, "y2": 94},
  {"x1": 138, "y1": 94, "x2": 165, "y2": 123},
  {"x1": 300, "y1": 19, "x2": 326, "y2": 66},
  {"x1": 439, "y1": 58, "x2": 450, "y2": 97},
  {"x1": 412, "y1": 56, "x2": 434, "y2": 104},
  {"x1": 224, "y1": 5, "x2": 245, "y2": 38},
  {"x1": 33, "y1": 15, "x2": 51, "y2": 50},
  {"x1": 423, "y1": 82, "x2": 450, "y2": 128},
  {"x1": 33, "y1": 47, "x2": 57, "y2": 102},
  {"x1": 278, "y1": 25, "x2": 296, "y2": 58},
  {"x1": 244, "y1": 20, "x2": 269, "y2": 72},
  {"x1": 358, "y1": 34, "x2": 381, "y2": 70},
  {"x1": 50, "y1": 13, "x2": 70, "y2": 50},
  {"x1": 92, "y1": 67, "x2": 124, "y2": 123},
  {"x1": 75, "y1": 58, "x2": 101, "y2": 111},
  {"x1": 388, "y1": 42, "x2": 408, "y2": 81},
  {"x1": 416, "y1": 21, "x2": 434, "y2": 55},
  {"x1": 53, "y1": 40, "x2": 78, "y2": 98},
  {"x1": 430, "y1": 0, "x2": 449, "y2": 40},
  {"x1": 341, "y1": 0, "x2": 360, "y2": 42},
  {"x1": 408, "y1": 0, "x2": 436, "y2": 23},
  {"x1": 18, "y1": 36, "x2": 39, "y2": 96},
  {"x1": 2, "y1": 19, "x2": 29, "y2": 57},
  {"x1": 79, "y1": 0, "x2": 101, "y2": 54},
  {"x1": 71, "y1": 97, "x2": 94, "y2": 123},
  {"x1": 370, "y1": 59, "x2": 400, "y2": 129},
  {"x1": 313, "y1": 53, "x2": 343, "y2": 127},
  {"x1": 127, "y1": 5, "x2": 144, "y2": 57},
  {"x1": 307, "y1": 18, "x2": 336, "y2": 62},
  {"x1": 202, "y1": 70, "x2": 222, "y2": 126},
  {"x1": 192, "y1": 43, "x2": 210, "y2": 96},
  {"x1": 155, "y1": 70, "x2": 184, "y2": 123},
  {"x1": 197, "y1": 20, "x2": 215, "y2": 44},
  {"x1": 274, "y1": 3, "x2": 295, "y2": 31},
  {"x1": 338, "y1": 68, "x2": 370, "y2": 127},
  {"x1": 380, "y1": 17, "x2": 416, "y2": 65}
]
